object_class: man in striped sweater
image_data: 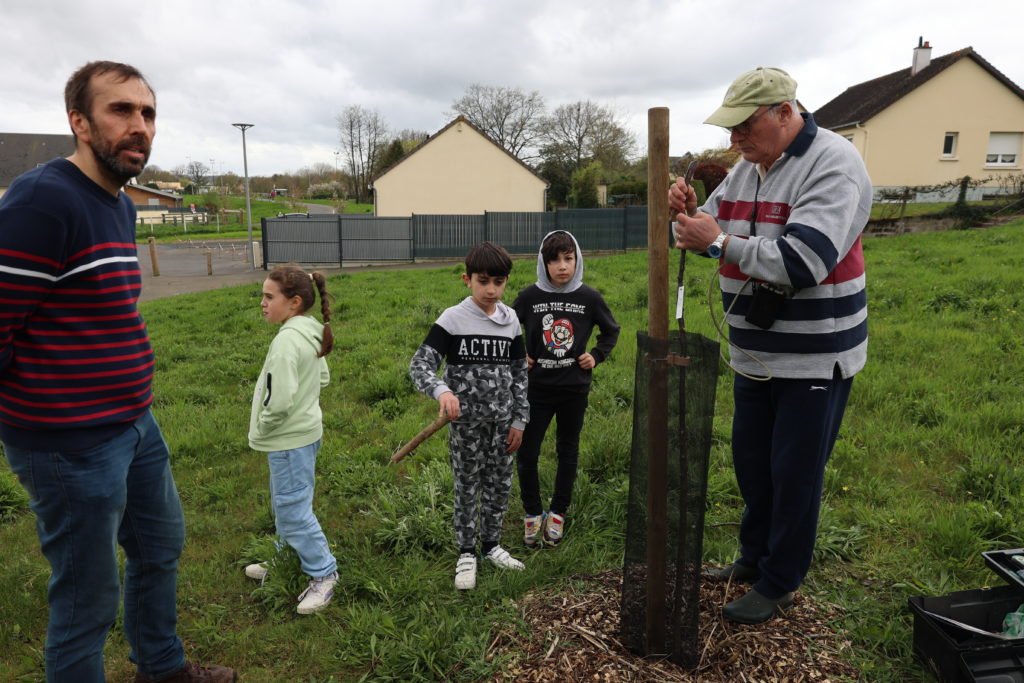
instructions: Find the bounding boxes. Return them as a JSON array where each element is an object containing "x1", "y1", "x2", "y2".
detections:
[
  {"x1": 670, "y1": 67, "x2": 872, "y2": 624},
  {"x1": 0, "y1": 62, "x2": 234, "y2": 682}
]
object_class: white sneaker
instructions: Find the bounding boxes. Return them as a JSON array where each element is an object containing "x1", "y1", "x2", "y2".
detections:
[
  {"x1": 245, "y1": 563, "x2": 269, "y2": 581},
  {"x1": 485, "y1": 545, "x2": 525, "y2": 570},
  {"x1": 297, "y1": 572, "x2": 338, "y2": 614},
  {"x1": 455, "y1": 553, "x2": 477, "y2": 590}
]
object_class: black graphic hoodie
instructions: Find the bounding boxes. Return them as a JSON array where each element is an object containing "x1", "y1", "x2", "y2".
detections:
[
  {"x1": 409, "y1": 296, "x2": 530, "y2": 429},
  {"x1": 512, "y1": 231, "x2": 620, "y2": 393}
]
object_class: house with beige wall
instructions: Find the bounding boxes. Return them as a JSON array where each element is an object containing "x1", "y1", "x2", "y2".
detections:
[
  {"x1": 814, "y1": 41, "x2": 1024, "y2": 200},
  {"x1": 371, "y1": 116, "x2": 548, "y2": 216}
]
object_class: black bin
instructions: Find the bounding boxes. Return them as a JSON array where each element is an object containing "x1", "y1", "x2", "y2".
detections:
[{"x1": 908, "y1": 548, "x2": 1024, "y2": 682}]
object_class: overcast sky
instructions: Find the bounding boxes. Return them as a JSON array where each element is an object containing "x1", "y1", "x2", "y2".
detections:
[{"x1": 2, "y1": 0, "x2": 1021, "y2": 178}]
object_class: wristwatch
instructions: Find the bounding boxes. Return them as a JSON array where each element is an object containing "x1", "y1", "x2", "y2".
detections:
[{"x1": 706, "y1": 232, "x2": 727, "y2": 259}]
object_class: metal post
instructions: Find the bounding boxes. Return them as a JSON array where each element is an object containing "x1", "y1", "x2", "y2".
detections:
[
  {"x1": 232, "y1": 123, "x2": 255, "y2": 269},
  {"x1": 645, "y1": 107, "x2": 670, "y2": 655}
]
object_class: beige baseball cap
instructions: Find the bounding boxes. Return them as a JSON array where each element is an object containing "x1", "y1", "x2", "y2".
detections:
[{"x1": 704, "y1": 67, "x2": 797, "y2": 128}]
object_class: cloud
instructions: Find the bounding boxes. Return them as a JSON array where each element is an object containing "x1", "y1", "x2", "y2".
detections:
[{"x1": 1, "y1": 0, "x2": 1021, "y2": 176}]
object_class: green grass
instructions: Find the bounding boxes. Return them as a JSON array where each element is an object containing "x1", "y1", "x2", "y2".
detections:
[{"x1": 2, "y1": 220, "x2": 1024, "y2": 680}]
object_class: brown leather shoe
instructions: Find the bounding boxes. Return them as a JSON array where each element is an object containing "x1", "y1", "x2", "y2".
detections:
[{"x1": 134, "y1": 662, "x2": 237, "y2": 683}]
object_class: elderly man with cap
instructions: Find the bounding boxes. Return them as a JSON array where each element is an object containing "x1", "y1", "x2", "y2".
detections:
[{"x1": 669, "y1": 67, "x2": 872, "y2": 624}]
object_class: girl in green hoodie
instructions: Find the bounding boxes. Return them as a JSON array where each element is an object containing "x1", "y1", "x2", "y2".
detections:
[{"x1": 244, "y1": 265, "x2": 339, "y2": 615}]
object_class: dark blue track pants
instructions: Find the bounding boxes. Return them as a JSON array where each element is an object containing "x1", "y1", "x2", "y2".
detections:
[{"x1": 731, "y1": 368, "x2": 853, "y2": 598}]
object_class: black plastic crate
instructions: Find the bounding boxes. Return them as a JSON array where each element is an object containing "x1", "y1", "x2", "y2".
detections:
[
  {"x1": 982, "y1": 549, "x2": 1024, "y2": 591},
  {"x1": 962, "y1": 644, "x2": 1024, "y2": 682},
  {"x1": 908, "y1": 584, "x2": 1024, "y2": 683}
]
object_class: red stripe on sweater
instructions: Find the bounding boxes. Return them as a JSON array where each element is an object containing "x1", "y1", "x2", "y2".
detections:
[
  {"x1": 0, "y1": 248, "x2": 62, "y2": 268},
  {"x1": 23, "y1": 323, "x2": 146, "y2": 337},
  {"x1": 1, "y1": 385, "x2": 150, "y2": 410},
  {"x1": 0, "y1": 397, "x2": 152, "y2": 424},
  {"x1": 81, "y1": 269, "x2": 141, "y2": 281},
  {"x1": 718, "y1": 200, "x2": 756, "y2": 221},
  {"x1": 46, "y1": 312, "x2": 139, "y2": 323},
  {"x1": 16, "y1": 348, "x2": 152, "y2": 366},
  {"x1": 9, "y1": 360, "x2": 154, "y2": 380},
  {"x1": 819, "y1": 237, "x2": 864, "y2": 285},
  {"x1": 720, "y1": 237, "x2": 865, "y2": 285},
  {"x1": 0, "y1": 281, "x2": 50, "y2": 294},
  {"x1": 52, "y1": 283, "x2": 140, "y2": 296},
  {"x1": 2, "y1": 375, "x2": 149, "y2": 394},
  {"x1": 68, "y1": 242, "x2": 137, "y2": 261},
  {"x1": 15, "y1": 337, "x2": 147, "y2": 352},
  {"x1": 40, "y1": 296, "x2": 139, "y2": 309}
]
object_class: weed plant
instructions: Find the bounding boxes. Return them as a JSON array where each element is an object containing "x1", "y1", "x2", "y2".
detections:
[{"x1": 1, "y1": 220, "x2": 1022, "y2": 680}]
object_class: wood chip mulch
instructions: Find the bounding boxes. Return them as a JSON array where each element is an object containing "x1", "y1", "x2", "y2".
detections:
[{"x1": 488, "y1": 569, "x2": 859, "y2": 682}]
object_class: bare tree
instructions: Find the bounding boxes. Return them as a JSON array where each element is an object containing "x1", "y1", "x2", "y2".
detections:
[
  {"x1": 172, "y1": 161, "x2": 210, "y2": 193},
  {"x1": 539, "y1": 100, "x2": 636, "y2": 172},
  {"x1": 337, "y1": 105, "x2": 388, "y2": 203},
  {"x1": 449, "y1": 84, "x2": 546, "y2": 160},
  {"x1": 537, "y1": 100, "x2": 636, "y2": 205}
]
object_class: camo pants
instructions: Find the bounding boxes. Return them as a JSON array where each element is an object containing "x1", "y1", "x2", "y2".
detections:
[{"x1": 448, "y1": 420, "x2": 514, "y2": 550}]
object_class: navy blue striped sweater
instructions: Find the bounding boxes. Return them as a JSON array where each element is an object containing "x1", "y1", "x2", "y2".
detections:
[{"x1": 0, "y1": 159, "x2": 154, "y2": 450}]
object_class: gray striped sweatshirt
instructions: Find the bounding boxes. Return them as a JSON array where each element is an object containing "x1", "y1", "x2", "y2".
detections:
[{"x1": 706, "y1": 114, "x2": 872, "y2": 379}]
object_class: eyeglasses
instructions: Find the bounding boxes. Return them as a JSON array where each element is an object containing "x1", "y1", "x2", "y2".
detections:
[{"x1": 724, "y1": 105, "x2": 776, "y2": 135}]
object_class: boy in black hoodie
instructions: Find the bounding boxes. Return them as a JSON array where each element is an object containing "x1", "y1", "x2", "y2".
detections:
[{"x1": 512, "y1": 231, "x2": 620, "y2": 548}]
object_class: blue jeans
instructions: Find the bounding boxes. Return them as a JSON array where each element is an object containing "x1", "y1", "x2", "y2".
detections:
[
  {"x1": 3, "y1": 409, "x2": 186, "y2": 682},
  {"x1": 267, "y1": 440, "x2": 336, "y2": 578}
]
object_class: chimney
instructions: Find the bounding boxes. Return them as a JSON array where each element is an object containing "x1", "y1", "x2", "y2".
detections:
[{"x1": 912, "y1": 37, "x2": 932, "y2": 76}]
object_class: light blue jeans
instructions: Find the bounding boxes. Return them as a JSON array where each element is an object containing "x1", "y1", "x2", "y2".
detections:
[
  {"x1": 267, "y1": 440, "x2": 336, "y2": 578},
  {"x1": 3, "y1": 409, "x2": 187, "y2": 682}
]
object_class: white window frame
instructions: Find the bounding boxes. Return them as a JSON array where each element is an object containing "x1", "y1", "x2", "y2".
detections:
[
  {"x1": 985, "y1": 132, "x2": 1021, "y2": 167},
  {"x1": 941, "y1": 132, "x2": 957, "y2": 158}
]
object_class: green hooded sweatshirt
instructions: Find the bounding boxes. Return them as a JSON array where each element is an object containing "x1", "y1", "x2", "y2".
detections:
[{"x1": 249, "y1": 315, "x2": 330, "y2": 452}]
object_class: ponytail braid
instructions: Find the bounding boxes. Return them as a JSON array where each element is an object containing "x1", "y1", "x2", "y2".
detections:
[{"x1": 310, "y1": 271, "x2": 334, "y2": 357}]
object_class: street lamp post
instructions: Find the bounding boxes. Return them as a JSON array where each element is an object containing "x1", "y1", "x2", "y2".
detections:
[{"x1": 232, "y1": 123, "x2": 256, "y2": 269}]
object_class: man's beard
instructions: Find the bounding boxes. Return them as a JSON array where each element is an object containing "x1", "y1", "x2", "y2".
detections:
[{"x1": 90, "y1": 132, "x2": 151, "y2": 187}]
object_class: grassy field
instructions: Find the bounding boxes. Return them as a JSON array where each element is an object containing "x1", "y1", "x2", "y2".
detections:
[{"x1": 2, "y1": 220, "x2": 1023, "y2": 681}]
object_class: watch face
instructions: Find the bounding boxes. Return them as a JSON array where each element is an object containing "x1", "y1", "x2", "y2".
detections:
[{"x1": 707, "y1": 245, "x2": 722, "y2": 258}]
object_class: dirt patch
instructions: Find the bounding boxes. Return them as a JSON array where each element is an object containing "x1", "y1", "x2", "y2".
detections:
[{"x1": 488, "y1": 569, "x2": 858, "y2": 682}]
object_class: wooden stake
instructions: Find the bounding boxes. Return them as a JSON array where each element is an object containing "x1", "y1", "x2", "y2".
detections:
[
  {"x1": 147, "y1": 236, "x2": 160, "y2": 277},
  {"x1": 645, "y1": 106, "x2": 670, "y2": 655}
]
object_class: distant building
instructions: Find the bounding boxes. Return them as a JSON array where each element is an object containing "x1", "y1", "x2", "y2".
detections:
[
  {"x1": 0, "y1": 132, "x2": 75, "y2": 199},
  {"x1": 815, "y1": 40, "x2": 1024, "y2": 200},
  {"x1": 124, "y1": 183, "x2": 183, "y2": 209},
  {"x1": 150, "y1": 180, "x2": 184, "y2": 192},
  {"x1": 371, "y1": 116, "x2": 548, "y2": 216}
]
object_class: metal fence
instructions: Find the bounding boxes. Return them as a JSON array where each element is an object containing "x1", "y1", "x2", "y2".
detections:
[{"x1": 261, "y1": 207, "x2": 650, "y2": 267}]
